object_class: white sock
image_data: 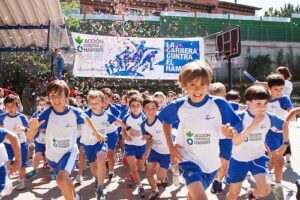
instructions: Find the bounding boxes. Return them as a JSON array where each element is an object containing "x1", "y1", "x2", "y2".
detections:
[
  {"x1": 75, "y1": 193, "x2": 80, "y2": 200},
  {"x1": 109, "y1": 171, "x2": 114, "y2": 175}
]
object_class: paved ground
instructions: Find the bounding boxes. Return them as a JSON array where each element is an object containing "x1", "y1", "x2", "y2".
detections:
[{"x1": 2, "y1": 123, "x2": 300, "y2": 200}]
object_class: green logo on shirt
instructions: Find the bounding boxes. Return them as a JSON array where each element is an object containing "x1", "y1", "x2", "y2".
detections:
[
  {"x1": 186, "y1": 131, "x2": 194, "y2": 145},
  {"x1": 52, "y1": 138, "x2": 58, "y2": 147}
]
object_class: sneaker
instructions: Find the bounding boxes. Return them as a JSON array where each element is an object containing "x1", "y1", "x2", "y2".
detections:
[
  {"x1": 97, "y1": 188, "x2": 105, "y2": 200},
  {"x1": 285, "y1": 161, "x2": 291, "y2": 168},
  {"x1": 95, "y1": 177, "x2": 98, "y2": 188},
  {"x1": 138, "y1": 186, "x2": 145, "y2": 198},
  {"x1": 156, "y1": 180, "x2": 162, "y2": 187},
  {"x1": 273, "y1": 184, "x2": 284, "y2": 200},
  {"x1": 128, "y1": 180, "x2": 137, "y2": 188},
  {"x1": 108, "y1": 173, "x2": 116, "y2": 183},
  {"x1": 173, "y1": 173, "x2": 180, "y2": 187},
  {"x1": 211, "y1": 180, "x2": 222, "y2": 194},
  {"x1": 149, "y1": 190, "x2": 159, "y2": 200},
  {"x1": 25, "y1": 170, "x2": 37, "y2": 179},
  {"x1": 161, "y1": 178, "x2": 168, "y2": 188},
  {"x1": 17, "y1": 179, "x2": 25, "y2": 190},
  {"x1": 76, "y1": 174, "x2": 83, "y2": 183},
  {"x1": 50, "y1": 171, "x2": 56, "y2": 181},
  {"x1": 1, "y1": 181, "x2": 13, "y2": 196},
  {"x1": 247, "y1": 188, "x2": 257, "y2": 200},
  {"x1": 43, "y1": 163, "x2": 50, "y2": 170},
  {"x1": 26, "y1": 159, "x2": 33, "y2": 167}
]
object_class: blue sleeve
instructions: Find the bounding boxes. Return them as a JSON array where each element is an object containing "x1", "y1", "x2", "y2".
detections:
[
  {"x1": 279, "y1": 96, "x2": 293, "y2": 110},
  {"x1": 109, "y1": 104, "x2": 120, "y2": 117},
  {"x1": 71, "y1": 107, "x2": 85, "y2": 125},
  {"x1": 119, "y1": 107, "x2": 129, "y2": 120},
  {"x1": 234, "y1": 112, "x2": 246, "y2": 133},
  {"x1": 38, "y1": 107, "x2": 52, "y2": 129},
  {"x1": 140, "y1": 121, "x2": 146, "y2": 135},
  {"x1": 84, "y1": 108, "x2": 93, "y2": 118},
  {"x1": 0, "y1": 113, "x2": 7, "y2": 126},
  {"x1": 214, "y1": 97, "x2": 241, "y2": 127},
  {"x1": 230, "y1": 102, "x2": 239, "y2": 111},
  {"x1": 0, "y1": 128, "x2": 7, "y2": 143},
  {"x1": 107, "y1": 113, "x2": 117, "y2": 124},
  {"x1": 158, "y1": 98, "x2": 185, "y2": 124},
  {"x1": 20, "y1": 114, "x2": 29, "y2": 127},
  {"x1": 268, "y1": 113, "x2": 284, "y2": 132}
]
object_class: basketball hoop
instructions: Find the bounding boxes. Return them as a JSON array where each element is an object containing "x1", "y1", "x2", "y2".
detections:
[{"x1": 205, "y1": 53, "x2": 226, "y2": 69}]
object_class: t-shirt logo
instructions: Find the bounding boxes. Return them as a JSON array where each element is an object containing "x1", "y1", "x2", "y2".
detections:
[
  {"x1": 260, "y1": 124, "x2": 266, "y2": 129},
  {"x1": 205, "y1": 114, "x2": 215, "y2": 120},
  {"x1": 66, "y1": 123, "x2": 73, "y2": 128},
  {"x1": 186, "y1": 131, "x2": 194, "y2": 145},
  {"x1": 52, "y1": 138, "x2": 58, "y2": 147}
]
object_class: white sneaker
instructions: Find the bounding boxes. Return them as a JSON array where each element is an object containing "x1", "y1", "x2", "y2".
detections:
[
  {"x1": 76, "y1": 174, "x2": 83, "y2": 183},
  {"x1": 285, "y1": 161, "x2": 291, "y2": 168},
  {"x1": 173, "y1": 174, "x2": 180, "y2": 187},
  {"x1": 1, "y1": 181, "x2": 13, "y2": 196},
  {"x1": 273, "y1": 184, "x2": 284, "y2": 200},
  {"x1": 17, "y1": 179, "x2": 25, "y2": 190}
]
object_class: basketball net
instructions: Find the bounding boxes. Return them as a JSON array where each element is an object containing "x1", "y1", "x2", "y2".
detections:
[{"x1": 205, "y1": 53, "x2": 226, "y2": 69}]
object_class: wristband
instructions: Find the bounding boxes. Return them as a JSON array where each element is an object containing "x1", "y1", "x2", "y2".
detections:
[
  {"x1": 126, "y1": 126, "x2": 132, "y2": 131},
  {"x1": 283, "y1": 141, "x2": 290, "y2": 146}
]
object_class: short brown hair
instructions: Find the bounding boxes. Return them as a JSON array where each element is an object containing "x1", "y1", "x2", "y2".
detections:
[
  {"x1": 87, "y1": 90, "x2": 104, "y2": 102},
  {"x1": 47, "y1": 80, "x2": 70, "y2": 97},
  {"x1": 101, "y1": 88, "x2": 113, "y2": 98},
  {"x1": 244, "y1": 85, "x2": 270, "y2": 101},
  {"x1": 208, "y1": 82, "x2": 226, "y2": 96},
  {"x1": 4, "y1": 94, "x2": 19, "y2": 105},
  {"x1": 225, "y1": 90, "x2": 241, "y2": 101},
  {"x1": 276, "y1": 66, "x2": 292, "y2": 80},
  {"x1": 179, "y1": 61, "x2": 212, "y2": 88},
  {"x1": 266, "y1": 74, "x2": 285, "y2": 88},
  {"x1": 129, "y1": 95, "x2": 143, "y2": 106},
  {"x1": 143, "y1": 97, "x2": 158, "y2": 108}
]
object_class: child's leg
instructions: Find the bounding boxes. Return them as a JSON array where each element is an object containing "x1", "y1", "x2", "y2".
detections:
[
  {"x1": 269, "y1": 151, "x2": 284, "y2": 183},
  {"x1": 157, "y1": 167, "x2": 168, "y2": 183},
  {"x1": 77, "y1": 146, "x2": 86, "y2": 177},
  {"x1": 187, "y1": 181, "x2": 208, "y2": 200},
  {"x1": 146, "y1": 162, "x2": 158, "y2": 190},
  {"x1": 217, "y1": 158, "x2": 229, "y2": 181},
  {"x1": 225, "y1": 182, "x2": 243, "y2": 200},
  {"x1": 126, "y1": 156, "x2": 141, "y2": 184},
  {"x1": 252, "y1": 173, "x2": 271, "y2": 197},
  {"x1": 107, "y1": 132, "x2": 118, "y2": 175},
  {"x1": 96, "y1": 151, "x2": 107, "y2": 185},
  {"x1": 56, "y1": 170, "x2": 75, "y2": 200},
  {"x1": 33, "y1": 152, "x2": 42, "y2": 170}
]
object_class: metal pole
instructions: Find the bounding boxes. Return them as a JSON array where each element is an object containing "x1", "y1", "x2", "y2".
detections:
[{"x1": 228, "y1": 58, "x2": 232, "y2": 90}]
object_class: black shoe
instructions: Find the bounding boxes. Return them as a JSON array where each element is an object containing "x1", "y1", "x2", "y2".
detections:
[
  {"x1": 149, "y1": 190, "x2": 159, "y2": 200},
  {"x1": 95, "y1": 177, "x2": 98, "y2": 188},
  {"x1": 211, "y1": 180, "x2": 222, "y2": 194},
  {"x1": 161, "y1": 178, "x2": 168, "y2": 188},
  {"x1": 97, "y1": 188, "x2": 105, "y2": 200},
  {"x1": 108, "y1": 173, "x2": 116, "y2": 182}
]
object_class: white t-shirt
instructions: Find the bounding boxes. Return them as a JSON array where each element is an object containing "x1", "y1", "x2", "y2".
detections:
[
  {"x1": 81, "y1": 108, "x2": 117, "y2": 145},
  {"x1": 141, "y1": 116, "x2": 169, "y2": 155},
  {"x1": 122, "y1": 113, "x2": 146, "y2": 146},
  {"x1": 0, "y1": 112, "x2": 28, "y2": 144},
  {"x1": 283, "y1": 80, "x2": 293, "y2": 97},
  {"x1": 232, "y1": 110, "x2": 284, "y2": 162},
  {"x1": 38, "y1": 106, "x2": 85, "y2": 163},
  {"x1": 267, "y1": 95, "x2": 293, "y2": 118},
  {"x1": 159, "y1": 95, "x2": 240, "y2": 173}
]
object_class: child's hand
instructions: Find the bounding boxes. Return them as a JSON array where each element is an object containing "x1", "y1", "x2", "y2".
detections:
[
  {"x1": 221, "y1": 123, "x2": 236, "y2": 138},
  {"x1": 95, "y1": 133, "x2": 106, "y2": 143},
  {"x1": 125, "y1": 134, "x2": 132, "y2": 141},
  {"x1": 170, "y1": 144, "x2": 183, "y2": 163},
  {"x1": 9, "y1": 160, "x2": 21, "y2": 174},
  {"x1": 128, "y1": 129, "x2": 139, "y2": 137},
  {"x1": 13, "y1": 124, "x2": 22, "y2": 132},
  {"x1": 142, "y1": 134, "x2": 151, "y2": 141},
  {"x1": 29, "y1": 118, "x2": 45, "y2": 131}
]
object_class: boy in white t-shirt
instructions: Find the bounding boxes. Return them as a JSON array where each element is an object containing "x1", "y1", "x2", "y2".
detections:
[
  {"x1": 159, "y1": 61, "x2": 240, "y2": 200},
  {"x1": 226, "y1": 85, "x2": 288, "y2": 200},
  {"x1": 27, "y1": 80, "x2": 105, "y2": 200}
]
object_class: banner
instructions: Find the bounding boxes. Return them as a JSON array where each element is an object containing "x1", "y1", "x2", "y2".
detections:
[{"x1": 72, "y1": 33, "x2": 204, "y2": 80}]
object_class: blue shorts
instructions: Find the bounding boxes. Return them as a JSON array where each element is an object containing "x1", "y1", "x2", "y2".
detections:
[
  {"x1": 226, "y1": 156, "x2": 269, "y2": 183},
  {"x1": 179, "y1": 161, "x2": 217, "y2": 188},
  {"x1": 4, "y1": 142, "x2": 28, "y2": 168},
  {"x1": 48, "y1": 150, "x2": 78, "y2": 175},
  {"x1": 83, "y1": 142, "x2": 107, "y2": 164},
  {"x1": 106, "y1": 131, "x2": 119, "y2": 150},
  {"x1": 125, "y1": 144, "x2": 146, "y2": 160},
  {"x1": 34, "y1": 142, "x2": 46, "y2": 153},
  {"x1": 0, "y1": 165, "x2": 7, "y2": 193},
  {"x1": 76, "y1": 137, "x2": 83, "y2": 148},
  {"x1": 266, "y1": 132, "x2": 283, "y2": 152},
  {"x1": 219, "y1": 139, "x2": 232, "y2": 160},
  {"x1": 148, "y1": 149, "x2": 170, "y2": 170}
]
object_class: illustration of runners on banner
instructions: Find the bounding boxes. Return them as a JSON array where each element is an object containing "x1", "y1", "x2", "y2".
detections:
[{"x1": 72, "y1": 33, "x2": 204, "y2": 79}]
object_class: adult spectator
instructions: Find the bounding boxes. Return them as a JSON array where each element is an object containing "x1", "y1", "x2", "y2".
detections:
[{"x1": 21, "y1": 79, "x2": 38, "y2": 116}]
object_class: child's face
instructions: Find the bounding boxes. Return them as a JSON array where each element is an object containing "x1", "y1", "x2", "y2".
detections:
[
  {"x1": 38, "y1": 100, "x2": 48, "y2": 111},
  {"x1": 270, "y1": 85, "x2": 283, "y2": 99},
  {"x1": 88, "y1": 97, "x2": 103, "y2": 112},
  {"x1": 48, "y1": 91, "x2": 67, "y2": 111},
  {"x1": 5, "y1": 102, "x2": 18, "y2": 115},
  {"x1": 102, "y1": 94, "x2": 111, "y2": 108},
  {"x1": 129, "y1": 101, "x2": 142, "y2": 115},
  {"x1": 247, "y1": 99, "x2": 268, "y2": 115},
  {"x1": 143, "y1": 103, "x2": 158, "y2": 118},
  {"x1": 154, "y1": 96, "x2": 165, "y2": 109},
  {"x1": 167, "y1": 93, "x2": 175, "y2": 102},
  {"x1": 184, "y1": 78, "x2": 208, "y2": 103}
]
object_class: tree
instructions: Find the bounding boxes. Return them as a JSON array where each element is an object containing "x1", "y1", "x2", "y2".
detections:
[{"x1": 264, "y1": 3, "x2": 300, "y2": 17}]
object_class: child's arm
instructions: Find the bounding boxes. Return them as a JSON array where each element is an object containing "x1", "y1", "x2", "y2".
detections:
[
  {"x1": 5, "y1": 131, "x2": 21, "y2": 173},
  {"x1": 162, "y1": 123, "x2": 182, "y2": 163},
  {"x1": 121, "y1": 127, "x2": 132, "y2": 141},
  {"x1": 285, "y1": 107, "x2": 300, "y2": 122},
  {"x1": 27, "y1": 118, "x2": 45, "y2": 141},
  {"x1": 114, "y1": 118, "x2": 139, "y2": 137},
  {"x1": 85, "y1": 117, "x2": 106, "y2": 143},
  {"x1": 277, "y1": 121, "x2": 289, "y2": 155},
  {"x1": 232, "y1": 114, "x2": 264, "y2": 146}
]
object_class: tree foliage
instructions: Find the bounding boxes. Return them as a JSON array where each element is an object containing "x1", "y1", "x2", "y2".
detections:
[{"x1": 264, "y1": 3, "x2": 300, "y2": 17}]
